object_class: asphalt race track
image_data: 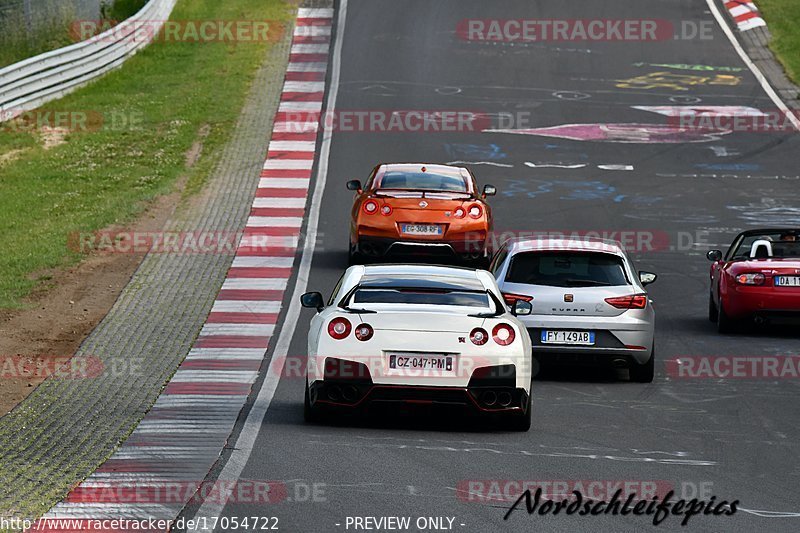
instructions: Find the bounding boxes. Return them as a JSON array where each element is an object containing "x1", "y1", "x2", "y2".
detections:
[{"x1": 183, "y1": 1, "x2": 800, "y2": 531}]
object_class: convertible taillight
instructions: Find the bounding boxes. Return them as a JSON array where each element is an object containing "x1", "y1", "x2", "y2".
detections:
[
  {"x1": 354, "y1": 323, "x2": 374, "y2": 341},
  {"x1": 362, "y1": 200, "x2": 378, "y2": 215},
  {"x1": 470, "y1": 327, "x2": 489, "y2": 345},
  {"x1": 467, "y1": 204, "x2": 483, "y2": 219},
  {"x1": 502, "y1": 292, "x2": 533, "y2": 305},
  {"x1": 605, "y1": 294, "x2": 648, "y2": 309},
  {"x1": 492, "y1": 323, "x2": 516, "y2": 345},
  {"x1": 327, "y1": 317, "x2": 352, "y2": 339},
  {"x1": 736, "y1": 273, "x2": 765, "y2": 285}
]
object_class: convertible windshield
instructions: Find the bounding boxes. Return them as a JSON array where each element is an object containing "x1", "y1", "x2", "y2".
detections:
[
  {"x1": 730, "y1": 232, "x2": 800, "y2": 259},
  {"x1": 506, "y1": 252, "x2": 630, "y2": 287},
  {"x1": 378, "y1": 171, "x2": 467, "y2": 192},
  {"x1": 351, "y1": 288, "x2": 490, "y2": 307}
]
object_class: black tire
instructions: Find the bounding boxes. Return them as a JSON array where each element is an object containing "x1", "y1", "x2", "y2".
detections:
[
  {"x1": 505, "y1": 386, "x2": 532, "y2": 431},
  {"x1": 304, "y1": 381, "x2": 322, "y2": 424},
  {"x1": 717, "y1": 300, "x2": 735, "y2": 334},
  {"x1": 708, "y1": 293, "x2": 718, "y2": 322},
  {"x1": 630, "y1": 347, "x2": 655, "y2": 383}
]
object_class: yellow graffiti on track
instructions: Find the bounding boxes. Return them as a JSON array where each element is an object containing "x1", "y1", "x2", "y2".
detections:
[{"x1": 616, "y1": 71, "x2": 741, "y2": 91}]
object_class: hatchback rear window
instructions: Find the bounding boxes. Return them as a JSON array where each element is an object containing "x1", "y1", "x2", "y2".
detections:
[
  {"x1": 352, "y1": 288, "x2": 489, "y2": 307},
  {"x1": 378, "y1": 172, "x2": 467, "y2": 192},
  {"x1": 506, "y1": 252, "x2": 629, "y2": 287}
]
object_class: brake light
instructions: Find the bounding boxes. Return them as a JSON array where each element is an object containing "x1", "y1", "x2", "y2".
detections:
[
  {"x1": 470, "y1": 327, "x2": 489, "y2": 345},
  {"x1": 736, "y1": 273, "x2": 765, "y2": 285},
  {"x1": 327, "y1": 317, "x2": 351, "y2": 339},
  {"x1": 605, "y1": 294, "x2": 648, "y2": 309},
  {"x1": 454, "y1": 207, "x2": 466, "y2": 218},
  {"x1": 502, "y1": 292, "x2": 533, "y2": 305},
  {"x1": 354, "y1": 323, "x2": 374, "y2": 341},
  {"x1": 468, "y1": 204, "x2": 483, "y2": 219},
  {"x1": 362, "y1": 200, "x2": 378, "y2": 215},
  {"x1": 380, "y1": 205, "x2": 392, "y2": 216},
  {"x1": 492, "y1": 323, "x2": 516, "y2": 345}
]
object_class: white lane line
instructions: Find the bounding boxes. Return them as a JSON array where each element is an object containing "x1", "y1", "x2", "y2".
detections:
[
  {"x1": 187, "y1": 3, "x2": 346, "y2": 528},
  {"x1": 252, "y1": 197, "x2": 307, "y2": 208},
  {"x1": 287, "y1": 62, "x2": 328, "y2": 72},
  {"x1": 298, "y1": 7, "x2": 334, "y2": 18},
  {"x1": 199, "y1": 323, "x2": 275, "y2": 336},
  {"x1": 221, "y1": 278, "x2": 288, "y2": 290},
  {"x1": 231, "y1": 256, "x2": 295, "y2": 268},
  {"x1": 268, "y1": 141, "x2": 316, "y2": 151},
  {"x1": 263, "y1": 159, "x2": 314, "y2": 169},
  {"x1": 211, "y1": 300, "x2": 282, "y2": 313},
  {"x1": 283, "y1": 81, "x2": 326, "y2": 92},
  {"x1": 291, "y1": 44, "x2": 329, "y2": 54},
  {"x1": 257, "y1": 177, "x2": 310, "y2": 188},
  {"x1": 279, "y1": 101, "x2": 323, "y2": 112},
  {"x1": 705, "y1": 0, "x2": 800, "y2": 131},
  {"x1": 245, "y1": 216, "x2": 303, "y2": 228}
]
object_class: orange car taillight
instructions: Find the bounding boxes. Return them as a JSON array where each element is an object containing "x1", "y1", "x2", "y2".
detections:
[
  {"x1": 492, "y1": 323, "x2": 516, "y2": 345},
  {"x1": 380, "y1": 205, "x2": 392, "y2": 216},
  {"x1": 328, "y1": 317, "x2": 352, "y2": 339},
  {"x1": 468, "y1": 204, "x2": 483, "y2": 219},
  {"x1": 362, "y1": 200, "x2": 378, "y2": 215},
  {"x1": 354, "y1": 323, "x2": 374, "y2": 341},
  {"x1": 605, "y1": 294, "x2": 648, "y2": 309},
  {"x1": 470, "y1": 327, "x2": 489, "y2": 345},
  {"x1": 736, "y1": 273, "x2": 765, "y2": 285},
  {"x1": 502, "y1": 292, "x2": 533, "y2": 305},
  {"x1": 454, "y1": 207, "x2": 466, "y2": 218}
]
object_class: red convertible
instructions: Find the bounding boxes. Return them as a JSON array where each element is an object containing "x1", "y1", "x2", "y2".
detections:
[{"x1": 707, "y1": 228, "x2": 800, "y2": 332}]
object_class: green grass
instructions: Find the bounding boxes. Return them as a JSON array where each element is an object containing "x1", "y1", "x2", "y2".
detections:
[
  {"x1": 758, "y1": 0, "x2": 800, "y2": 86},
  {"x1": 0, "y1": 0, "x2": 292, "y2": 308}
]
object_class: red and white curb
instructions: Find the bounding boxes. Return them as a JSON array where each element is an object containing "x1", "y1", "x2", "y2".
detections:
[
  {"x1": 34, "y1": 7, "x2": 333, "y2": 531},
  {"x1": 724, "y1": 0, "x2": 766, "y2": 31}
]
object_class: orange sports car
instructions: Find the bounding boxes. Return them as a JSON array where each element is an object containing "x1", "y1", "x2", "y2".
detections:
[{"x1": 346, "y1": 163, "x2": 496, "y2": 265}]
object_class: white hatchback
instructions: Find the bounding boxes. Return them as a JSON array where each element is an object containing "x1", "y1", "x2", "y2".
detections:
[{"x1": 491, "y1": 237, "x2": 657, "y2": 382}]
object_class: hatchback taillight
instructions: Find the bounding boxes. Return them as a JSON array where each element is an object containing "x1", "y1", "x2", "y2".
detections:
[
  {"x1": 502, "y1": 292, "x2": 533, "y2": 305},
  {"x1": 328, "y1": 317, "x2": 352, "y2": 339},
  {"x1": 492, "y1": 323, "x2": 516, "y2": 345},
  {"x1": 605, "y1": 294, "x2": 648, "y2": 309}
]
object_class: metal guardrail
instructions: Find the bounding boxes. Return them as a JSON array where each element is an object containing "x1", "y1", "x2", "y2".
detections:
[{"x1": 0, "y1": 0, "x2": 178, "y2": 118}]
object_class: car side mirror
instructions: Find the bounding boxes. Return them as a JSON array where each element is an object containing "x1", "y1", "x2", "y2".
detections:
[
  {"x1": 706, "y1": 250, "x2": 722, "y2": 262},
  {"x1": 346, "y1": 179, "x2": 362, "y2": 192},
  {"x1": 639, "y1": 271, "x2": 657, "y2": 286},
  {"x1": 483, "y1": 184, "x2": 497, "y2": 197},
  {"x1": 300, "y1": 291, "x2": 324, "y2": 312},
  {"x1": 511, "y1": 299, "x2": 532, "y2": 316}
]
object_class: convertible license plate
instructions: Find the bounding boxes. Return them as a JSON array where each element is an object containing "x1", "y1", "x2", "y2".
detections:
[
  {"x1": 387, "y1": 353, "x2": 454, "y2": 373},
  {"x1": 775, "y1": 276, "x2": 800, "y2": 287},
  {"x1": 541, "y1": 330, "x2": 595, "y2": 345},
  {"x1": 401, "y1": 224, "x2": 442, "y2": 235}
]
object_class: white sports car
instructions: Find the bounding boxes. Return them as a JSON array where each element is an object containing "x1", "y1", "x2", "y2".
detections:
[{"x1": 300, "y1": 264, "x2": 534, "y2": 430}]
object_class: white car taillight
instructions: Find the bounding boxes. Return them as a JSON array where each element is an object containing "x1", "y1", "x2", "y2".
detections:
[
  {"x1": 328, "y1": 317, "x2": 351, "y2": 339},
  {"x1": 354, "y1": 323, "x2": 374, "y2": 341},
  {"x1": 492, "y1": 323, "x2": 515, "y2": 345},
  {"x1": 470, "y1": 327, "x2": 489, "y2": 345}
]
